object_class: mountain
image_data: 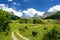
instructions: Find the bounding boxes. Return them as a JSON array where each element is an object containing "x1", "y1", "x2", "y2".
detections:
[
  {"x1": 9, "y1": 12, "x2": 21, "y2": 20},
  {"x1": 1, "y1": 10, "x2": 21, "y2": 20},
  {"x1": 1, "y1": 9, "x2": 60, "y2": 20},
  {"x1": 44, "y1": 11, "x2": 60, "y2": 19},
  {"x1": 42, "y1": 12, "x2": 55, "y2": 18}
]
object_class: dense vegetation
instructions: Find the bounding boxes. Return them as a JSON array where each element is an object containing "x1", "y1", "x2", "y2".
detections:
[
  {"x1": 44, "y1": 26, "x2": 60, "y2": 40},
  {"x1": 0, "y1": 9, "x2": 10, "y2": 32},
  {"x1": 45, "y1": 11, "x2": 60, "y2": 20},
  {"x1": 10, "y1": 14, "x2": 20, "y2": 20}
]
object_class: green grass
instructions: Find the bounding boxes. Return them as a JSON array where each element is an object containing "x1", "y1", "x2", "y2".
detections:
[
  {"x1": 0, "y1": 31, "x2": 12, "y2": 40},
  {"x1": 18, "y1": 24, "x2": 60, "y2": 40},
  {"x1": 18, "y1": 24, "x2": 54, "y2": 40},
  {"x1": 0, "y1": 20, "x2": 60, "y2": 40}
]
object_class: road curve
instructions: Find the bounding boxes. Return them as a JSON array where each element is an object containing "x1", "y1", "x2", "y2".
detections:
[
  {"x1": 16, "y1": 30, "x2": 29, "y2": 40},
  {"x1": 12, "y1": 31, "x2": 18, "y2": 40},
  {"x1": 12, "y1": 30, "x2": 29, "y2": 40}
]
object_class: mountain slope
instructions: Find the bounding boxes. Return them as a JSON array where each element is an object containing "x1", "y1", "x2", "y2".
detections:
[{"x1": 44, "y1": 11, "x2": 60, "y2": 19}]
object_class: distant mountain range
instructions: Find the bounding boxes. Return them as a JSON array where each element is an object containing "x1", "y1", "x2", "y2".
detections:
[
  {"x1": 27, "y1": 12, "x2": 55, "y2": 18},
  {"x1": 43, "y1": 11, "x2": 60, "y2": 19},
  {"x1": 1, "y1": 9, "x2": 60, "y2": 19},
  {"x1": 42, "y1": 12, "x2": 55, "y2": 18}
]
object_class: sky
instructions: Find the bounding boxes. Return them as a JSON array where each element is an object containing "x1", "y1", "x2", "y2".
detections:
[{"x1": 0, "y1": 0, "x2": 60, "y2": 17}]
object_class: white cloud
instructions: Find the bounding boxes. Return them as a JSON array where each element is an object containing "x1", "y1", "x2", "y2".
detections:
[
  {"x1": 8, "y1": 0, "x2": 13, "y2": 2},
  {"x1": 0, "y1": 4, "x2": 6, "y2": 8},
  {"x1": 48, "y1": 5, "x2": 60, "y2": 12},
  {"x1": 23, "y1": 8, "x2": 45, "y2": 17},
  {"x1": 13, "y1": 2, "x2": 20, "y2": 5},
  {"x1": 13, "y1": 3, "x2": 16, "y2": 5},
  {"x1": 36, "y1": 12, "x2": 45, "y2": 16},
  {"x1": 0, "y1": 4, "x2": 22, "y2": 17}
]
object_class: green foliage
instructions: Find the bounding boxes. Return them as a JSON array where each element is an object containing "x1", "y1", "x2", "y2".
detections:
[
  {"x1": 43, "y1": 27, "x2": 59, "y2": 40},
  {"x1": 10, "y1": 14, "x2": 20, "y2": 20},
  {"x1": 0, "y1": 9, "x2": 10, "y2": 32},
  {"x1": 4, "y1": 31, "x2": 8, "y2": 36},
  {"x1": 24, "y1": 26, "x2": 28, "y2": 29},
  {"x1": 45, "y1": 11, "x2": 60, "y2": 20},
  {"x1": 44, "y1": 27, "x2": 47, "y2": 30},
  {"x1": 19, "y1": 26, "x2": 28, "y2": 31},
  {"x1": 33, "y1": 18, "x2": 44, "y2": 24},
  {"x1": 32, "y1": 31, "x2": 37, "y2": 36},
  {"x1": 19, "y1": 18, "x2": 44, "y2": 24},
  {"x1": 19, "y1": 18, "x2": 28, "y2": 23}
]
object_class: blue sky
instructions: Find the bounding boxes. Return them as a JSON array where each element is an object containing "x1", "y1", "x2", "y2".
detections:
[
  {"x1": 0, "y1": 0, "x2": 60, "y2": 17},
  {"x1": 0, "y1": 0, "x2": 60, "y2": 11}
]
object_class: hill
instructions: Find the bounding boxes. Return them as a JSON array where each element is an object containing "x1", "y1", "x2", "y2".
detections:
[{"x1": 44, "y1": 11, "x2": 60, "y2": 19}]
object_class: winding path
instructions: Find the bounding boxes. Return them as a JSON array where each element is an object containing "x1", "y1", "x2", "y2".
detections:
[
  {"x1": 16, "y1": 30, "x2": 29, "y2": 40},
  {"x1": 12, "y1": 31, "x2": 18, "y2": 40},
  {"x1": 12, "y1": 30, "x2": 29, "y2": 40}
]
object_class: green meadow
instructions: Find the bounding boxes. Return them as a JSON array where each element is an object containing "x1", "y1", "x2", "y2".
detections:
[
  {"x1": 0, "y1": 10, "x2": 60, "y2": 40},
  {"x1": 0, "y1": 19, "x2": 60, "y2": 40}
]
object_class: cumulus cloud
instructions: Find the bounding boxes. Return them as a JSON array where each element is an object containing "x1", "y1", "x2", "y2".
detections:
[
  {"x1": 48, "y1": 5, "x2": 60, "y2": 12},
  {"x1": 0, "y1": 4, "x2": 5, "y2": 9},
  {"x1": 0, "y1": 4, "x2": 44, "y2": 17},
  {"x1": 0, "y1": 4, "x2": 22, "y2": 17},
  {"x1": 8, "y1": 0, "x2": 13, "y2": 2},
  {"x1": 23, "y1": 8, "x2": 45, "y2": 17}
]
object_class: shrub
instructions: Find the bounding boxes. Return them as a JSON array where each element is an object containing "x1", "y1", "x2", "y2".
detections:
[
  {"x1": 19, "y1": 27, "x2": 25, "y2": 31},
  {"x1": 4, "y1": 32, "x2": 8, "y2": 36},
  {"x1": 43, "y1": 27, "x2": 58, "y2": 40},
  {"x1": 19, "y1": 18, "x2": 28, "y2": 23},
  {"x1": 19, "y1": 28, "x2": 22, "y2": 31},
  {"x1": 33, "y1": 18, "x2": 44, "y2": 24},
  {"x1": 32, "y1": 31, "x2": 37, "y2": 36},
  {"x1": 24, "y1": 26, "x2": 28, "y2": 29},
  {"x1": 44, "y1": 27, "x2": 47, "y2": 30}
]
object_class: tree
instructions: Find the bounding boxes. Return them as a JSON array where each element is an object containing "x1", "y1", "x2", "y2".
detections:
[
  {"x1": 33, "y1": 18, "x2": 44, "y2": 24},
  {"x1": 19, "y1": 18, "x2": 28, "y2": 23},
  {"x1": 33, "y1": 18, "x2": 37, "y2": 24},
  {"x1": 0, "y1": 9, "x2": 10, "y2": 32}
]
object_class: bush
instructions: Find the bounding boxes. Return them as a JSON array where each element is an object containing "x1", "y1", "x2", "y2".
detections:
[
  {"x1": 44, "y1": 27, "x2": 47, "y2": 30},
  {"x1": 19, "y1": 27, "x2": 25, "y2": 31},
  {"x1": 32, "y1": 31, "x2": 37, "y2": 36},
  {"x1": 19, "y1": 28, "x2": 23, "y2": 31},
  {"x1": 7, "y1": 25, "x2": 10, "y2": 31},
  {"x1": 33, "y1": 18, "x2": 44, "y2": 24},
  {"x1": 43, "y1": 27, "x2": 58, "y2": 40},
  {"x1": 24, "y1": 26, "x2": 28, "y2": 29},
  {"x1": 4, "y1": 32, "x2": 8, "y2": 36},
  {"x1": 19, "y1": 18, "x2": 28, "y2": 23}
]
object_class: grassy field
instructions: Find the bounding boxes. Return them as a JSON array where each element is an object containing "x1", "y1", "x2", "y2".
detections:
[
  {"x1": 18, "y1": 24, "x2": 60, "y2": 40},
  {"x1": 0, "y1": 19, "x2": 60, "y2": 40}
]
